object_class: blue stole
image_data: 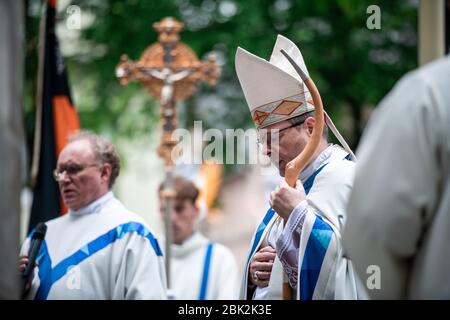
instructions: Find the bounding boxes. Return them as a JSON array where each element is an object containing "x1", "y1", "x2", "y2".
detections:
[
  {"x1": 299, "y1": 215, "x2": 334, "y2": 300},
  {"x1": 299, "y1": 154, "x2": 351, "y2": 300},
  {"x1": 247, "y1": 208, "x2": 276, "y2": 266},
  {"x1": 198, "y1": 242, "x2": 214, "y2": 300},
  {"x1": 31, "y1": 221, "x2": 162, "y2": 300}
]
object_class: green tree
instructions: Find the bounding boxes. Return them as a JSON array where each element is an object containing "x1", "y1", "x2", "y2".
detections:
[{"x1": 24, "y1": 0, "x2": 418, "y2": 169}]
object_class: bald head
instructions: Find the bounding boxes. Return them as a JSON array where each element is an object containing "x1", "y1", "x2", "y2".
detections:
[{"x1": 56, "y1": 133, "x2": 117, "y2": 211}]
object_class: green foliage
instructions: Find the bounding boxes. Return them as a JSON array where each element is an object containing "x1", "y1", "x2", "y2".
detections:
[{"x1": 24, "y1": 0, "x2": 418, "y2": 164}]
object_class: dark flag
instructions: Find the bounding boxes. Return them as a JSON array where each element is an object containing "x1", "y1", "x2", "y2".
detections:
[{"x1": 29, "y1": 0, "x2": 80, "y2": 231}]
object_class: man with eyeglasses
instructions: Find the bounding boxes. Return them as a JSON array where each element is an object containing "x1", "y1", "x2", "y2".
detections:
[
  {"x1": 19, "y1": 131, "x2": 167, "y2": 299},
  {"x1": 236, "y1": 35, "x2": 365, "y2": 300},
  {"x1": 158, "y1": 175, "x2": 239, "y2": 299}
]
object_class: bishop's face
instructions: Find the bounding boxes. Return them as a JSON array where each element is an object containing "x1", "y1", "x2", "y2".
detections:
[{"x1": 259, "y1": 118, "x2": 313, "y2": 177}]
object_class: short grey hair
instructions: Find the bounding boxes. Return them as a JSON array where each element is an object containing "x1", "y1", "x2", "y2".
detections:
[
  {"x1": 68, "y1": 130, "x2": 121, "y2": 188},
  {"x1": 288, "y1": 111, "x2": 328, "y2": 139}
]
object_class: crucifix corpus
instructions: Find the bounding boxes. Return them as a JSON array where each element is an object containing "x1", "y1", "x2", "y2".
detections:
[{"x1": 115, "y1": 17, "x2": 220, "y2": 291}]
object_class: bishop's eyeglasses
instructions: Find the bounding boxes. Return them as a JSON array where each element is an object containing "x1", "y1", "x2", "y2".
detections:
[{"x1": 256, "y1": 122, "x2": 303, "y2": 150}]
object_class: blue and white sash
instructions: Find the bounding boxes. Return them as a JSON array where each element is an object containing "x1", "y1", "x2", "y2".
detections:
[
  {"x1": 32, "y1": 221, "x2": 162, "y2": 300},
  {"x1": 297, "y1": 154, "x2": 352, "y2": 300}
]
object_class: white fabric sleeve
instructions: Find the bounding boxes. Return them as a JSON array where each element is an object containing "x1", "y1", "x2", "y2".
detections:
[
  {"x1": 343, "y1": 69, "x2": 443, "y2": 298},
  {"x1": 112, "y1": 232, "x2": 167, "y2": 300},
  {"x1": 276, "y1": 200, "x2": 308, "y2": 288}
]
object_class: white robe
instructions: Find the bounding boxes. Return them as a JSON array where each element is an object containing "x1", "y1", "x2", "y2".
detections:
[
  {"x1": 169, "y1": 232, "x2": 239, "y2": 300},
  {"x1": 21, "y1": 192, "x2": 167, "y2": 300},
  {"x1": 241, "y1": 145, "x2": 366, "y2": 300},
  {"x1": 343, "y1": 55, "x2": 450, "y2": 299}
]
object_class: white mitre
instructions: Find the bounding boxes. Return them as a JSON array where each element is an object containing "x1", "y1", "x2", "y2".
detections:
[
  {"x1": 235, "y1": 35, "x2": 315, "y2": 129},
  {"x1": 235, "y1": 35, "x2": 356, "y2": 159}
]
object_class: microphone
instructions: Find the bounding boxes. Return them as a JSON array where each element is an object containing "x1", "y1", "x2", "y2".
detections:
[{"x1": 21, "y1": 222, "x2": 47, "y2": 297}]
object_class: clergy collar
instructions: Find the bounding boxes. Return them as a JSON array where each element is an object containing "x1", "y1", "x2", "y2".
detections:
[
  {"x1": 68, "y1": 191, "x2": 114, "y2": 216},
  {"x1": 299, "y1": 144, "x2": 336, "y2": 183}
]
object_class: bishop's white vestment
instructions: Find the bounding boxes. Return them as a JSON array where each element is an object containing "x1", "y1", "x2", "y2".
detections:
[{"x1": 241, "y1": 145, "x2": 367, "y2": 300}]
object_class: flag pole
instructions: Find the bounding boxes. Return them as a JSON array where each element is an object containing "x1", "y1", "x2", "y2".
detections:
[{"x1": 30, "y1": 1, "x2": 48, "y2": 187}]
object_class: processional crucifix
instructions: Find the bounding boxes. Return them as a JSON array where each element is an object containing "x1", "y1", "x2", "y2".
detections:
[{"x1": 115, "y1": 17, "x2": 220, "y2": 290}]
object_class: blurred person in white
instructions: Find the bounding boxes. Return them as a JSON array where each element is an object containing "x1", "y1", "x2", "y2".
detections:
[
  {"x1": 158, "y1": 175, "x2": 239, "y2": 299},
  {"x1": 343, "y1": 55, "x2": 450, "y2": 299},
  {"x1": 235, "y1": 35, "x2": 366, "y2": 300},
  {"x1": 19, "y1": 131, "x2": 167, "y2": 299}
]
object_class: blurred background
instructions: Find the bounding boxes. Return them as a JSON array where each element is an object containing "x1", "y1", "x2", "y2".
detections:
[{"x1": 2, "y1": 0, "x2": 449, "y2": 298}]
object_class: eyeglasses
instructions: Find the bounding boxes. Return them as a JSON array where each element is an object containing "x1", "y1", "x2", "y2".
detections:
[
  {"x1": 256, "y1": 122, "x2": 303, "y2": 149},
  {"x1": 53, "y1": 163, "x2": 100, "y2": 181}
]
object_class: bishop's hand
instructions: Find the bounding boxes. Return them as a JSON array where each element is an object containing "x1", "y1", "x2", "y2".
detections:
[
  {"x1": 270, "y1": 179, "x2": 306, "y2": 221},
  {"x1": 249, "y1": 246, "x2": 276, "y2": 288}
]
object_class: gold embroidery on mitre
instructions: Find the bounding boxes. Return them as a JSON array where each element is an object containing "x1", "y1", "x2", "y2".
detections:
[
  {"x1": 271, "y1": 100, "x2": 303, "y2": 115},
  {"x1": 253, "y1": 110, "x2": 270, "y2": 125}
]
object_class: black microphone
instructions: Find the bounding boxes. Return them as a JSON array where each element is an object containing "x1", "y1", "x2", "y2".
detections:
[{"x1": 21, "y1": 222, "x2": 47, "y2": 297}]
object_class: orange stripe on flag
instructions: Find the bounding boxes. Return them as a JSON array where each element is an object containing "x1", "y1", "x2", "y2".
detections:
[
  {"x1": 59, "y1": 194, "x2": 68, "y2": 216},
  {"x1": 52, "y1": 95, "x2": 80, "y2": 215},
  {"x1": 52, "y1": 95, "x2": 80, "y2": 157},
  {"x1": 48, "y1": 0, "x2": 57, "y2": 9}
]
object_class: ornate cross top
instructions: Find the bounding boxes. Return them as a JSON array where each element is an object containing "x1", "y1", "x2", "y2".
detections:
[{"x1": 116, "y1": 16, "x2": 220, "y2": 166}]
